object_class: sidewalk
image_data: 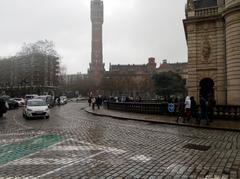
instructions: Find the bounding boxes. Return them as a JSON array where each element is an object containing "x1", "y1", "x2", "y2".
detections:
[{"x1": 85, "y1": 107, "x2": 240, "y2": 131}]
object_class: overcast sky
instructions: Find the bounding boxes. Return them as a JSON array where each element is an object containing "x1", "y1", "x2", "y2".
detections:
[{"x1": 0, "y1": 0, "x2": 187, "y2": 74}]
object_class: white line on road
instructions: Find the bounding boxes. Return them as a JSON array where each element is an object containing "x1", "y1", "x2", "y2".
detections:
[
  {"x1": 12, "y1": 115, "x2": 32, "y2": 130},
  {"x1": 10, "y1": 158, "x2": 78, "y2": 165},
  {"x1": 35, "y1": 151, "x2": 106, "y2": 179}
]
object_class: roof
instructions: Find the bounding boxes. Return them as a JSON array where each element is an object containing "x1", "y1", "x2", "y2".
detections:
[{"x1": 194, "y1": 0, "x2": 217, "y2": 9}]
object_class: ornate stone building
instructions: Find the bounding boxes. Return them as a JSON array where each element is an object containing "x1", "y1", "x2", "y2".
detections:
[
  {"x1": 184, "y1": 0, "x2": 240, "y2": 105},
  {"x1": 88, "y1": 0, "x2": 105, "y2": 86}
]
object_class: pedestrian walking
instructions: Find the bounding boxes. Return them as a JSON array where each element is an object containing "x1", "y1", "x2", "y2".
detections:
[
  {"x1": 176, "y1": 98, "x2": 185, "y2": 123},
  {"x1": 200, "y1": 95, "x2": 209, "y2": 125},
  {"x1": 88, "y1": 97, "x2": 91, "y2": 107},
  {"x1": 184, "y1": 96, "x2": 191, "y2": 123},
  {"x1": 91, "y1": 97, "x2": 96, "y2": 110},
  {"x1": 96, "y1": 95, "x2": 102, "y2": 109},
  {"x1": 190, "y1": 96, "x2": 198, "y2": 123},
  {"x1": 0, "y1": 98, "x2": 7, "y2": 118},
  {"x1": 208, "y1": 94, "x2": 216, "y2": 122}
]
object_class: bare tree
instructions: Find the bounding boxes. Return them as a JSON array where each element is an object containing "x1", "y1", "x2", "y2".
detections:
[{"x1": 16, "y1": 40, "x2": 59, "y2": 57}]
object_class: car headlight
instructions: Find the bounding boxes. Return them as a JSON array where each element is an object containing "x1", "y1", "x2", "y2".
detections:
[
  {"x1": 27, "y1": 108, "x2": 33, "y2": 112},
  {"x1": 45, "y1": 109, "x2": 49, "y2": 112}
]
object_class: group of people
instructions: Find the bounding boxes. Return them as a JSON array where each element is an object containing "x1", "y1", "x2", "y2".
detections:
[
  {"x1": 176, "y1": 95, "x2": 216, "y2": 125},
  {"x1": 88, "y1": 96, "x2": 103, "y2": 110}
]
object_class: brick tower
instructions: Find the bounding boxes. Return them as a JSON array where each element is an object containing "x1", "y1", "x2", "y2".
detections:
[{"x1": 88, "y1": 0, "x2": 105, "y2": 86}]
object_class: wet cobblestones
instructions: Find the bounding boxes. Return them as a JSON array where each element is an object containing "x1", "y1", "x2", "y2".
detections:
[{"x1": 0, "y1": 102, "x2": 239, "y2": 178}]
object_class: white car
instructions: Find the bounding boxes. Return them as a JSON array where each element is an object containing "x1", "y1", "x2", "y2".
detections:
[
  {"x1": 13, "y1": 98, "x2": 25, "y2": 107},
  {"x1": 23, "y1": 99, "x2": 50, "y2": 119}
]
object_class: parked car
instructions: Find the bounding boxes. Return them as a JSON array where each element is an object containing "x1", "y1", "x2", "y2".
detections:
[
  {"x1": 76, "y1": 97, "x2": 88, "y2": 102},
  {"x1": 13, "y1": 98, "x2": 25, "y2": 107},
  {"x1": 35, "y1": 95, "x2": 54, "y2": 108},
  {"x1": 23, "y1": 99, "x2": 50, "y2": 119},
  {"x1": 25, "y1": 94, "x2": 38, "y2": 102},
  {"x1": 7, "y1": 99, "x2": 19, "y2": 109}
]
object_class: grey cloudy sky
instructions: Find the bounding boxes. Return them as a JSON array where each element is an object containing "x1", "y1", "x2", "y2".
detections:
[{"x1": 0, "y1": 0, "x2": 187, "y2": 74}]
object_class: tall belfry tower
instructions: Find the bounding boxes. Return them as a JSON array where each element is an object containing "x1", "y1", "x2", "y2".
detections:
[{"x1": 88, "y1": 0, "x2": 105, "y2": 86}]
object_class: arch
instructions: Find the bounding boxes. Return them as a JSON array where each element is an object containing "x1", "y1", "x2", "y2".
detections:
[{"x1": 199, "y1": 78, "x2": 214, "y2": 99}]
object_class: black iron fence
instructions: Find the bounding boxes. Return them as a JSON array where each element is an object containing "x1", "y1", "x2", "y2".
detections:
[{"x1": 103, "y1": 102, "x2": 240, "y2": 120}]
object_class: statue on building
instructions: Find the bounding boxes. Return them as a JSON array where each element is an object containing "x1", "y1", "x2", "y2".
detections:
[
  {"x1": 202, "y1": 37, "x2": 211, "y2": 61},
  {"x1": 187, "y1": 0, "x2": 195, "y2": 11}
]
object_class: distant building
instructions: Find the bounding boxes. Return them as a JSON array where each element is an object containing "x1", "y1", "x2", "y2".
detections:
[
  {"x1": 63, "y1": 73, "x2": 85, "y2": 87},
  {"x1": 103, "y1": 58, "x2": 157, "y2": 98},
  {"x1": 157, "y1": 59, "x2": 188, "y2": 81}
]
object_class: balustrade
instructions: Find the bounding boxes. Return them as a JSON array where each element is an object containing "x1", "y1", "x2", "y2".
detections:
[
  {"x1": 104, "y1": 102, "x2": 240, "y2": 120},
  {"x1": 195, "y1": 7, "x2": 219, "y2": 17}
]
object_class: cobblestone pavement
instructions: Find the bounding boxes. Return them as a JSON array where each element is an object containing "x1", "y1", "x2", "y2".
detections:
[{"x1": 0, "y1": 102, "x2": 240, "y2": 179}]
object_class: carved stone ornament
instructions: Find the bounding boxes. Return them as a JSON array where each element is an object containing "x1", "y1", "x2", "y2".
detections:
[
  {"x1": 187, "y1": 0, "x2": 195, "y2": 11},
  {"x1": 202, "y1": 37, "x2": 211, "y2": 61}
]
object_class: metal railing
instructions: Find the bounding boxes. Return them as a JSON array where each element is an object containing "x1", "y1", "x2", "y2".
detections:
[{"x1": 104, "y1": 102, "x2": 240, "y2": 120}]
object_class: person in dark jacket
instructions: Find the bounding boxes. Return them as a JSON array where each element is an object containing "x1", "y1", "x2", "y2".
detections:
[
  {"x1": 88, "y1": 97, "x2": 92, "y2": 107},
  {"x1": 200, "y1": 95, "x2": 209, "y2": 125},
  {"x1": 96, "y1": 96, "x2": 102, "y2": 109},
  {"x1": 190, "y1": 96, "x2": 198, "y2": 123},
  {"x1": 0, "y1": 98, "x2": 7, "y2": 118},
  {"x1": 208, "y1": 94, "x2": 216, "y2": 122},
  {"x1": 176, "y1": 98, "x2": 185, "y2": 123}
]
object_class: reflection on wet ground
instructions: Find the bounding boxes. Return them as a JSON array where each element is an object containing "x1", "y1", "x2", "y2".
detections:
[{"x1": 0, "y1": 102, "x2": 239, "y2": 178}]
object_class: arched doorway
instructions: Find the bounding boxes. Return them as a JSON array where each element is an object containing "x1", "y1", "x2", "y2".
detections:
[{"x1": 200, "y1": 78, "x2": 214, "y2": 99}]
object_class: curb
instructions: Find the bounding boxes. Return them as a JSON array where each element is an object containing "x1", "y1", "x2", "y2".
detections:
[{"x1": 84, "y1": 108, "x2": 240, "y2": 132}]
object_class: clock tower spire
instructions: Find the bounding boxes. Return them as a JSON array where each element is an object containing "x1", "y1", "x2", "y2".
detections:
[{"x1": 88, "y1": 0, "x2": 105, "y2": 86}]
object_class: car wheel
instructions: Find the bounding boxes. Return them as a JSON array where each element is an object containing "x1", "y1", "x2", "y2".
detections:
[{"x1": 46, "y1": 116, "x2": 49, "y2": 119}]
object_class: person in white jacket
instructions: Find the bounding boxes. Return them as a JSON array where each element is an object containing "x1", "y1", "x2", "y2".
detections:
[{"x1": 184, "y1": 96, "x2": 191, "y2": 123}]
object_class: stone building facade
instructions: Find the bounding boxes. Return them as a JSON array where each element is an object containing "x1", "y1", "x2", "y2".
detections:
[
  {"x1": 184, "y1": 0, "x2": 240, "y2": 105},
  {"x1": 103, "y1": 58, "x2": 157, "y2": 98},
  {"x1": 157, "y1": 60, "x2": 188, "y2": 81}
]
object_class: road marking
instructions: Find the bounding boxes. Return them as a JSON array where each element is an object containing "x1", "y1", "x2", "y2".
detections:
[
  {"x1": 47, "y1": 145, "x2": 97, "y2": 151},
  {"x1": 0, "y1": 134, "x2": 63, "y2": 166},
  {"x1": 130, "y1": 155, "x2": 152, "y2": 162},
  {"x1": 0, "y1": 131, "x2": 45, "y2": 136},
  {"x1": 47, "y1": 143, "x2": 126, "y2": 155},
  {"x1": 76, "y1": 141, "x2": 126, "y2": 155},
  {"x1": 12, "y1": 115, "x2": 32, "y2": 129},
  {"x1": 11, "y1": 158, "x2": 78, "y2": 165},
  {"x1": 36, "y1": 151, "x2": 106, "y2": 178},
  {"x1": 36, "y1": 140, "x2": 127, "y2": 178}
]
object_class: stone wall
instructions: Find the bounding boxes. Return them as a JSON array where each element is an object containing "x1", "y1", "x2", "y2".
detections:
[
  {"x1": 224, "y1": 6, "x2": 240, "y2": 105},
  {"x1": 184, "y1": 0, "x2": 240, "y2": 105}
]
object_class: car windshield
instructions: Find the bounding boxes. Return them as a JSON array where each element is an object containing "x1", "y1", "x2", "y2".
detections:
[
  {"x1": 36, "y1": 97, "x2": 46, "y2": 101},
  {"x1": 27, "y1": 100, "x2": 46, "y2": 106}
]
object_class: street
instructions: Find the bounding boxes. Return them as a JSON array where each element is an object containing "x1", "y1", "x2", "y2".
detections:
[{"x1": 0, "y1": 102, "x2": 239, "y2": 179}]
